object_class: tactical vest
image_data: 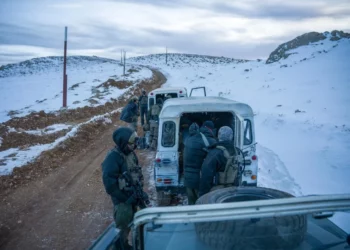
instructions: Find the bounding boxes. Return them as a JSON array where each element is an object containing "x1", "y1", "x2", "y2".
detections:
[
  {"x1": 151, "y1": 104, "x2": 161, "y2": 116},
  {"x1": 114, "y1": 149, "x2": 143, "y2": 191},
  {"x1": 216, "y1": 146, "x2": 238, "y2": 185}
]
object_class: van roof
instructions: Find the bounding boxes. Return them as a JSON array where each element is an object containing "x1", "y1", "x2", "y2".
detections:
[
  {"x1": 160, "y1": 96, "x2": 254, "y2": 118},
  {"x1": 149, "y1": 87, "x2": 187, "y2": 94}
]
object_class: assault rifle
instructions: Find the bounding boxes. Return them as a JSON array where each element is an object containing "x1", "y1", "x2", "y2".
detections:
[{"x1": 122, "y1": 171, "x2": 151, "y2": 208}]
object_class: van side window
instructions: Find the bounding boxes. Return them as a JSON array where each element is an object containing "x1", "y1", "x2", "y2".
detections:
[
  {"x1": 244, "y1": 119, "x2": 252, "y2": 145},
  {"x1": 162, "y1": 121, "x2": 176, "y2": 147}
]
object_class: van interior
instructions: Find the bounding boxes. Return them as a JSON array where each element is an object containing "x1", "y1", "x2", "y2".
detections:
[
  {"x1": 149, "y1": 93, "x2": 179, "y2": 107},
  {"x1": 178, "y1": 111, "x2": 235, "y2": 173}
]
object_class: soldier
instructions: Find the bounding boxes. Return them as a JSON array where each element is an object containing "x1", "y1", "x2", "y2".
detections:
[
  {"x1": 120, "y1": 96, "x2": 139, "y2": 131},
  {"x1": 183, "y1": 121, "x2": 217, "y2": 205},
  {"x1": 149, "y1": 98, "x2": 163, "y2": 150},
  {"x1": 198, "y1": 126, "x2": 238, "y2": 198},
  {"x1": 138, "y1": 90, "x2": 148, "y2": 126},
  {"x1": 101, "y1": 127, "x2": 148, "y2": 250}
]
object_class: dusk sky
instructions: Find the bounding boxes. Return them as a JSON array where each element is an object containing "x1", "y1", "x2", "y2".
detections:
[{"x1": 0, "y1": 0, "x2": 349, "y2": 65}]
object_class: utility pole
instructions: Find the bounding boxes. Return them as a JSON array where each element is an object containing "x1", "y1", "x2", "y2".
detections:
[
  {"x1": 166, "y1": 47, "x2": 168, "y2": 65},
  {"x1": 63, "y1": 26, "x2": 68, "y2": 108},
  {"x1": 123, "y1": 50, "x2": 126, "y2": 75},
  {"x1": 120, "y1": 49, "x2": 123, "y2": 64}
]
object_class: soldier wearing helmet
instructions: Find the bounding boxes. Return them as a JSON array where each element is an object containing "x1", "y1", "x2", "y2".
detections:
[
  {"x1": 102, "y1": 127, "x2": 148, "y2": 249},
  {"x1": 120, "y1": 96, "x2": 139, "y2": 131}
]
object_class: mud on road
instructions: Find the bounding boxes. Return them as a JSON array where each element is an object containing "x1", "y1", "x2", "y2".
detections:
[{"x1": 0, "y1": 69, "x2": 165, "y2": 250}]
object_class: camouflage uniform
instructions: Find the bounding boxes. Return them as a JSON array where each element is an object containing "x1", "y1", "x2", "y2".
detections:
[
  {"x1": 199, "y1": 126, "x2": 239, "y2": 198},
  {"x1": 149, "y1": 99, "x2": 162, "y2": 150},
  {"x1": 102, "y1": 128, "x2": 145, "y2": 249},
  {"x1": 113, "y1": 150, "x2": 142, "y2": 248},
  {"x1": 139, "y1": 92, "x2": 148, "y2": 126}
]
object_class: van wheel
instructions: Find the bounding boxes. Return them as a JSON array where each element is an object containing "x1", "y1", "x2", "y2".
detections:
[
  {"x1": 195, "y1": 187, "x2": 307, "y2": 250},
  {"x1": 157, "y1": 191, "x2": 171, "y2": 206}
]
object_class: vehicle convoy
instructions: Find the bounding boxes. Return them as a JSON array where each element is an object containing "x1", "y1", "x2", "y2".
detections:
[
  {"x1": 154, "y1": 96, "x2": 258, "y2": 204},
  {"x1": 90, "y1": 187, "x2": 350, "y2": 250},
  {"x1": 144, "y1": 87, "x2": 188, "y2": 150}
]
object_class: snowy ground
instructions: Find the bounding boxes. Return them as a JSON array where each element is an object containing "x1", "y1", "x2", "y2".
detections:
[
  {"x1": 0, "y1": 56, "x2": 152, "y2": 175},
  {"x1": 0, "y1": 56, "x2": 152, "y2": 122},
  {"x1": 129, "y1": 33, "x2": 350, "y2": 231}
]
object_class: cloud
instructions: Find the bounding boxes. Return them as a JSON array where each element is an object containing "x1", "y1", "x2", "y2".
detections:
[
  {"x1": 0, "y1": 23, "x2": 62, "y2": 49},
  {"x1": 210, "y1": 0, "x2": 350, "y2": 20},
  {"x1": 0, "y1": 0, "x2": 349, "y2": 66},
  {"x1": 105, "y1": 0, "x2": 187, "y2": 8}
]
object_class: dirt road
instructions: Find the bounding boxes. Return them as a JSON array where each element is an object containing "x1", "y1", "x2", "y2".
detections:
[{"x1": 0, "y1": 69, "x2": 165, "y2": 250}]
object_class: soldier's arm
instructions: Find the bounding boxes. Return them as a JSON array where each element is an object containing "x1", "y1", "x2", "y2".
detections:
[
  {"x1": 199, "y1": 151, "x2": 218, "y2": 197},
  {"x1": 102, "y1": 152, "x2": 128, "y2": 202}
]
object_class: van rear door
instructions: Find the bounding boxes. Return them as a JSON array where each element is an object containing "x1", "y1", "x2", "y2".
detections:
[
  {"x1": 234, "y1": 114, "x2": 244, "y2": 149},
  {"x1": 189, "y1": 87, "x2": 206, "y2": 97}
]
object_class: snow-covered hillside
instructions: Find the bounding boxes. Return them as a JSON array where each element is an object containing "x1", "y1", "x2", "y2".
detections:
[
  {"x1": 129, "y1": 31, "x2": 350, "y2": 231},
  {"x1": 0, "y1": 55, "x2": 153, "y2": 176},
  {"x1": 0, "y1": 56, "x2": 152, "y2": 123}
]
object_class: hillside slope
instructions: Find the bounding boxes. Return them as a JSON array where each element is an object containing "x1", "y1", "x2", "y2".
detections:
[
  {"x1": 130, "y1": 31, "x2": 350, "y2": 232},
  {"x1": 0, "y1": 56, "x2": 152, "y2": 123}
]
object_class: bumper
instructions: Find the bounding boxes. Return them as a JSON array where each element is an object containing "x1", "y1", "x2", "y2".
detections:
[
  {"x1": 156, "y1": 185, "x2": 186, "y2": 194},
  {"x1": 242, "y1": 182, "x2": 257, "y2": 187}
]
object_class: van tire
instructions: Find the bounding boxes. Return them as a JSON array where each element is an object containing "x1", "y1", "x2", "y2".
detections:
[
  {"x1": 157, "y1": 191, "x2": 171, "y2": 206},
  {"x1": 195, "y1": 187, "x2": 307, "y2": 250}
]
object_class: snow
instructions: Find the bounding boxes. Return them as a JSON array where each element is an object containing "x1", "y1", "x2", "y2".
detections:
[
  {"x1": 0, "y1": 112, "x2": 119, "y2": 175},
  {"x1": 0, "y1": 56, "x2": 152, "y2": 123},
  {"x1": 129, "y1": 35, "x2": 350, "y2": 232},
  {"x1": 22, "y1": 124, "x2": 72, "y2": 135},
  {"x1": 1, "y1": 34, "x2": 349, "y2": 233}
]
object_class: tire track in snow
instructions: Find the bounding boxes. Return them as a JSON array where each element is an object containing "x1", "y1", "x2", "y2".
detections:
[{"x1": 256, "y1": 144, "x2": 303, "y2": 197}]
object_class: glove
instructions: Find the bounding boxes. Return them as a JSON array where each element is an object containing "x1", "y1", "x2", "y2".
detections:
[{"x1": 126, "y1": 194, "x2": 137, "y2": 205}]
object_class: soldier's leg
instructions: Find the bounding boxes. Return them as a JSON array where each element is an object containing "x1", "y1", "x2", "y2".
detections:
[
  {"x1": 151, "y1": 123, "x2": 159, "y2": 150},
  {"x1": 114, "y1": 203, "x2": 134, "y2": 249},
  {"x1": 140, "y1": 107, "x2": 146, "y2": 126},
  {"x1": 186, "y1": 187, "x2": 196, "y2": 205},
  {"x1": 149, "y1": 121, "x2": 155, "y2": 144}
]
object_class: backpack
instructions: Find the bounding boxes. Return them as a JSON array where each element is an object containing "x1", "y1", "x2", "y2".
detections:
[
  {"x1": 120, "y1": 105, "x2": 132, "y2": 123},
  {"x1": 139, "y1": 96, "x2": 148, "y2": 106},
  {"x1": 216, "y1": 146, "x2": 238, "y2": 185},
  {"x1": 151, "y1": 104, "x2": 161, "y2": 116}
]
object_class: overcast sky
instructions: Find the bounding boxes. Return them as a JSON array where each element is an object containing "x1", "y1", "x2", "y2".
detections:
[{"x1": 0, "y1": 0, "x2": 349, "y2": 65}]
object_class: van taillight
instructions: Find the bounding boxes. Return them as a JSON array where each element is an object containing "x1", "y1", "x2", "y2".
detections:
[
  {"x1": 252, "y1": 155, "x2": 257, "y2": 161},
  {"x1": 155, "y1": 158, "x2": 161, "y2": 163},
  {"x1": 164, "y1": 178, "x2": 172, "y2": 184}
]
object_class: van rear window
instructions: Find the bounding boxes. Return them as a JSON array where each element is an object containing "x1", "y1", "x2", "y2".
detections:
[
  {"x1": 162, "y1": 121, "x2": 176, "y2": 147},
  {"x1": 244, "y1": 119, "x2": 253, "y2": 145}
]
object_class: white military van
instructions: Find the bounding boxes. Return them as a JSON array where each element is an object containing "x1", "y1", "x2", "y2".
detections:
[
  {"x1": 154, "y1": 96, "x2": 258, "y2": 203},
  {"x1": 147, "y1": 87, "x2": 188, "y2": 112}
]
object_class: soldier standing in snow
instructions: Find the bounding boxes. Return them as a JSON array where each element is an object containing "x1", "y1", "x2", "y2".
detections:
[{"x1": 101, "y1": 127, "x2": 148, "y2": 250}]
